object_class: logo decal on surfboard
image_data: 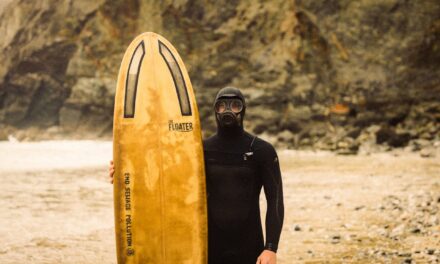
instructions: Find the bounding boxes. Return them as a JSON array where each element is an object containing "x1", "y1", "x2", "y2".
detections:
[
  {"x1": 168, "y1": 120, "x2": 193, "y2": 132},
  {"x1": 124, "y1": 172, "x2": 134, "y2": 256}
]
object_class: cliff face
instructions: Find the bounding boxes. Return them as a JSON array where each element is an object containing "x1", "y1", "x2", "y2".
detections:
[{"x1": 0, "y1": 0, "x2": 439, "y2": 152}]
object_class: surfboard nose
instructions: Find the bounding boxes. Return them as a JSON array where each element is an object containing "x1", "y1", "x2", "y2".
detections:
[{"x1": 115, "y1": 32, "x2": 196, "y2": 123}]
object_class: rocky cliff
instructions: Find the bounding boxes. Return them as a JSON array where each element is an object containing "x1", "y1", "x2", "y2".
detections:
[{"x1": 0, "y1": 0, "x2": 439, "y2": 153}]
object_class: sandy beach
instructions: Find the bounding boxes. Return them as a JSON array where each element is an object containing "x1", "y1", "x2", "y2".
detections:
[{"x1": 0, "y1": 141, "x2": 438, "y2": 263}]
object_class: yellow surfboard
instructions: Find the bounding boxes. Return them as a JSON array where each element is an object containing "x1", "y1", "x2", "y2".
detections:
[{"x1": 112, "y1": 32, "x2": 207, "y2": 264}]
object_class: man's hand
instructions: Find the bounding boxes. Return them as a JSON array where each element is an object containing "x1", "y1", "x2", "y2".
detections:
[
  {"x1": 109, "y1": 160, "x2": 115, "y2": 184},
  {"x1": 256, "y1": 250, "x2": 276, "y2": 264}
]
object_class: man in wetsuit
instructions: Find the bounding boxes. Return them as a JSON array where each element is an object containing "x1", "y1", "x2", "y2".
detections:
[
  {"x1": 109, "y1": 86, "x2": 284, "y2": 264},
  {"x1": 203, "y1": 86, "x2": 284, "y2": 264}
]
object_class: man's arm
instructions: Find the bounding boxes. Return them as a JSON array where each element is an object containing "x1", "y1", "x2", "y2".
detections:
[{"x1": 260, "y1": 144, "x2": 284, "y2": 253}]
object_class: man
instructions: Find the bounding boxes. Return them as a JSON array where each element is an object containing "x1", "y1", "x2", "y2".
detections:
[{"x1": 109, "y1": 87, "x2": 284, "y2": 264}]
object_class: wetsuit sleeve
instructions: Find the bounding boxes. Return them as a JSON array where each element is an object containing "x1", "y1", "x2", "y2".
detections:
[{"x1": 260, "y1": 144, "x2": 284, "y2": 253}]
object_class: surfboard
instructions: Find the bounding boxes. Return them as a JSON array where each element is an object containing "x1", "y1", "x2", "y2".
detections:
[{"x1": 112, "y1": 32, "x2": 207, "y2": 264}]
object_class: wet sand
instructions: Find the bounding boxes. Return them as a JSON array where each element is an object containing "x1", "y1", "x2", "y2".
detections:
[{"x1": 0, "y1": 141, "x2": 438, "y2": 263}]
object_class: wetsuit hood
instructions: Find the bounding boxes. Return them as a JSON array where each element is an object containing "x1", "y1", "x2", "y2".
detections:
[{"x1": 214, "y1": 86, "x2": 246, "y2": 138}]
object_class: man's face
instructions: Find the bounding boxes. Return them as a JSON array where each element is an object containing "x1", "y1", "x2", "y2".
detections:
[{"x1": 214, "y1": 98, "x2": 244, "y2": 127}]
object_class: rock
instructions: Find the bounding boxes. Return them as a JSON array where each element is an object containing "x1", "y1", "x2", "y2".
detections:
[
  {"x1": 346, "y1": 127, "x2": 362, "y2": 139},
  {"x1": 376, "y1": 126, "x2": 395, "y2": 144},
  {"x1": 426, "y1": 249, "x2": 435, "y2": 255},
  {"x1": 299, "y1": 137, "x2": 312, "y2": 147},
  {"x1": 59, "y1": 77, "x2": 114, "y2": 133},
  {"x1": 292, "y1": 75, "x2": 313, "y2": 98},
  {"x1": 336, "y1": 137, "x2": 360, "y2": 155},
  {"x1": 315, "y1": 137, "x2": 335, "y2": 151},
  {"x1": 64, "y1": 78, "x2": 115, "y2": 108},
  {"x1": 310, "y1": 104, "x2": 327, "y2": 121},
  {"x1": 277, "y1": 130, "x2": 294, "y2": 143},
  {"x1": 354, "y1": 112, "x2": 385, "y2": 128},
  {"x1": 278, "y1": 119, "x2": 302, "y2": 134},
  {"x1": 308, "y1": 124, "x2": 327, "y2": 138},
  {"x1": 398, "y1": 252, "x2": 411, "y2": 258},
  {"x1": 390, "y1": 224, "x2": 405, "y2": 237},
  {"x1": 59, "y1": 107, "x2": 82, "y2": 130},
  {"x1": 388, "y1": 133, "x2": 411, "y2": 148},
  {"x1": 402, "y1": 258, "x2": 412, "y2": 263},
  {"x1": 354, "y1": 205, "x2": 365, "y2": 211},
  {"x1": 294, "y1": 225, "x2": 301, "y2": 231},
  {"x1": 330, "y1": 235, "x2": 341, "y2": 244},
  {"x1": 282, "y1": 105, "x2": 312, "y2": 127},
  {"x1": 376, "y1": 126, "x2": 411, "y2": 147},
  {"x1": 420, "y1": 148, "x2": 435, "y2": 158},
  {"x1": 410, "y1": 139, "x2": 431, "y2": 151},
  {"x1": 410, "y1": 227, "x2": 421, "y2": 234},
  {"x1": 0, "y1": 0, "x2": 439, "y2": 148}
]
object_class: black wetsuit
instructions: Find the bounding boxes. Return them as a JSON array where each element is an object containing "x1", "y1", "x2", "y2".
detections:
[{"x1": 203, "y1": 126, "x2": 284, "y2": 264}]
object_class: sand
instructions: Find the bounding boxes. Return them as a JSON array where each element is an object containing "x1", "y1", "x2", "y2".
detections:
[{"x1": 0, "y1": 140, "x2": 438, "y2": 263}]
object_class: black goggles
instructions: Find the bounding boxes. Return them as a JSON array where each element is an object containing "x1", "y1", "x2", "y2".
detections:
[{"x1": 214, "y1": 99, "x2": 244, "y2": 114}]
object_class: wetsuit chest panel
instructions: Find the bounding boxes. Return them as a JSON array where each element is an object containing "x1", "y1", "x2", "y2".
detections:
[{"x1": 205, "y1": 150, "x2": 260, "y2": 231}]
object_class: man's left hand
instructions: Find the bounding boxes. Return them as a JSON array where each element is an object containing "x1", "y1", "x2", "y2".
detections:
[{"x1": 256, "y1": 250, "x2": 276, "y2": 264}]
